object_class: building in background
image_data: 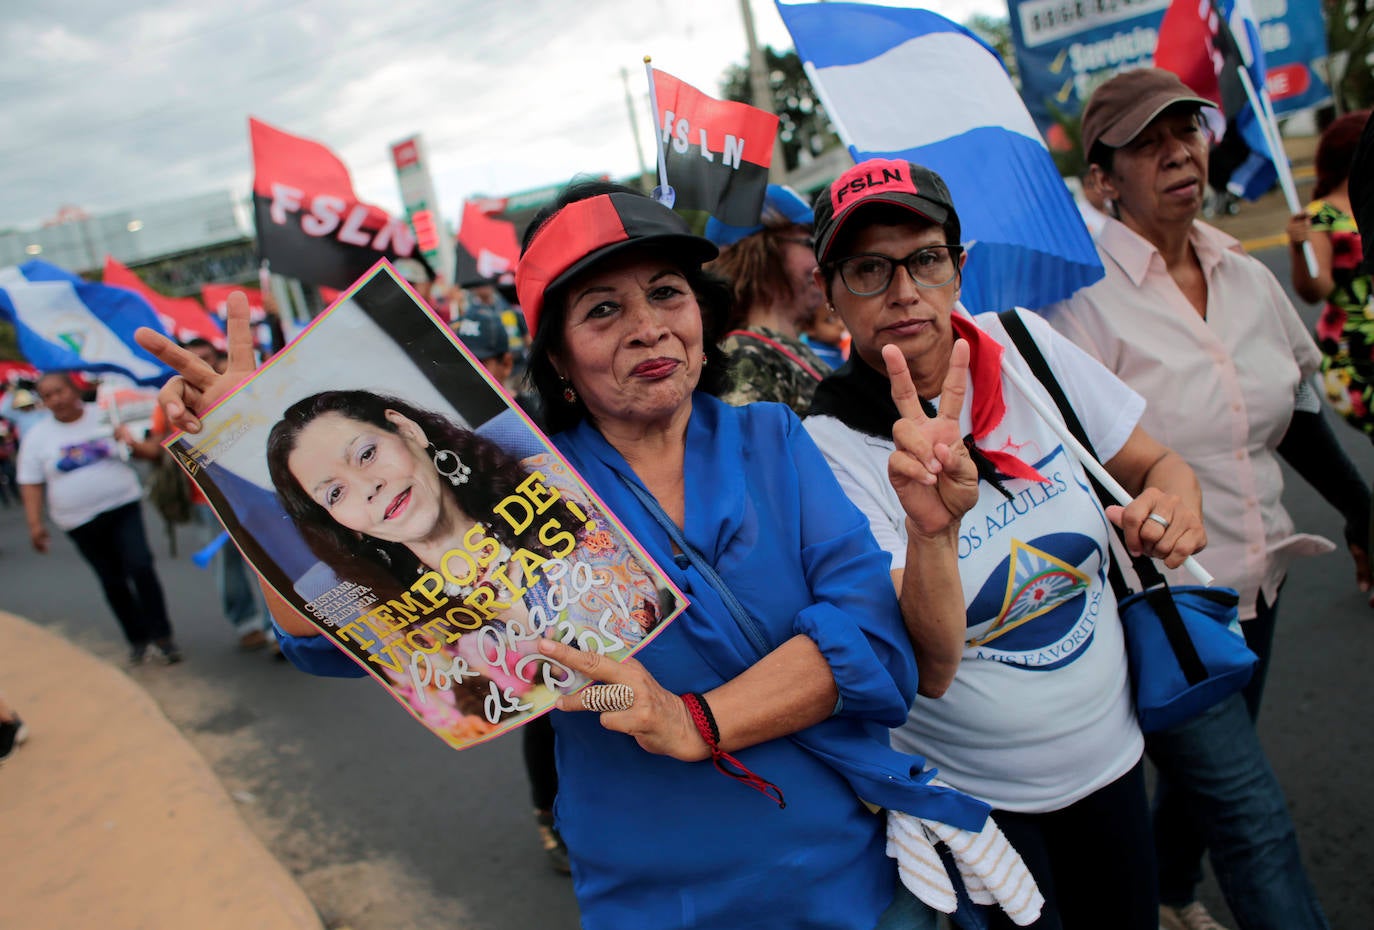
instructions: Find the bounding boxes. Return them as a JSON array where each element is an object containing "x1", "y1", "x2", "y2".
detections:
[{"x1": 0, "y1": 191, "x2": 257, "y2": 295}]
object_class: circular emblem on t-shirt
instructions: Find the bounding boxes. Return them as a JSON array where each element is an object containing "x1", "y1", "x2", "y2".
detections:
[{"x1": 963, "y1": 532, "x2": 1106, "y2": 671}]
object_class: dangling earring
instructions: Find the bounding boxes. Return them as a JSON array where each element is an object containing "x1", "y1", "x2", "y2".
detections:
[
  {"x1": 701, "y1": 353, "x2": 708, "y2": 366},
  {"x1": 561, "y1": 381, "x2": 578, "y2": 404},
  {"x1": 431, "y1": 447, "x2": 472, "y2": 486}
]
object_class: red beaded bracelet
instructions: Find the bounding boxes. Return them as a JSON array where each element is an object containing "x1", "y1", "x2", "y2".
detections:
[{"x1": 681, "y1": 692, "x2": 785, "y2": 809}]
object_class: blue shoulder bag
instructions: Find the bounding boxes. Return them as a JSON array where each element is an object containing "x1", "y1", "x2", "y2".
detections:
[{"x1": 999, "y1": 310, "x2": 1257, "y2": 733}]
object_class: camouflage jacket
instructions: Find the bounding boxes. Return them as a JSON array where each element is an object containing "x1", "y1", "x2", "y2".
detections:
[{"x1": 719, "y1": 327, "x2": 833, "y2": 415}]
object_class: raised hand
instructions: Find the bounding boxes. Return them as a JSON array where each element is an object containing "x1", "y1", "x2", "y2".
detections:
[
  {"x1": 133, "y1": 291, "x2": 258, "y2": 434},
  {"x1": 885, "y1": 339, "x2": 979, "y2": 538}
]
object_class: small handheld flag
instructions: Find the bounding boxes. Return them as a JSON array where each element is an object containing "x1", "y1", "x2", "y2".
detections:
[
  {"x1": 454, "y1": 201, "x2": 521, "y2": 288},
  {"x1": 647, "y1": 65, "x2": 779, "y2": 234},
  {"x1": 1155, "y1": 0, "x2": 1314, "y2": 273}
]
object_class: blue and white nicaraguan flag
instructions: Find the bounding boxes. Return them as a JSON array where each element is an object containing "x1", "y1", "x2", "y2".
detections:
[
  {"x1": 776, "y1": 2, "x2": 1103, "y2": 314},
  {"x1": 0, "y1": 259, "x2": 174, "y2": 385}
]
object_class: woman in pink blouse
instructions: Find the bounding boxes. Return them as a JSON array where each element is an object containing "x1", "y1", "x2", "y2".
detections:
[{"x1": 1046, "y1": 69, "x2": 1362, "y2": 930}]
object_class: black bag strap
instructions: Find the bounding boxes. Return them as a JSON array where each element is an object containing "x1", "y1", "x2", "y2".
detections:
[
  {"x1": 998, "y1": 311, "x2": 1212, "y2": 681},
  {"x1": 616, "y1": 472, "x2": 772, "y2": 661},
  {"x1": 996, "y1": 310, "x2": 1209, "y2": 684},
  {"x1": 996, "y1": 311, "x2": 1145, "y2": 590}
]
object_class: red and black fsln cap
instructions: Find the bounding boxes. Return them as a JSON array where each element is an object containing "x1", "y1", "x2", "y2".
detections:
[
  {"x1": 515, "y1": 192, "x2": 718, "y2": 336},
  {"x1": 813, "y1": 158, "x2": 960, "y2": 265}
]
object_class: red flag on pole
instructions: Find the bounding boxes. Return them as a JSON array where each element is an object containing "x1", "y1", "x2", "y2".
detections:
[
  {"x1": 103, "y1": 257, "x2": 226, "y2": 349},
  {"x1": 454, "y1": 201, "x2": 521, "y2": 286},
  {"x1": 200, "y1": 283, "x2": 266, "y2": 323},
  {"x1": 650, "y1": 68, "x2": 779, "y2": 232},
  {"x1": 250, "y1": 117, "x2": 422, "y2": 290}
]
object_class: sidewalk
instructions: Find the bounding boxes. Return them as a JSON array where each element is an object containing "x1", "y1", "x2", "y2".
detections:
[{"x1": 0, "y1": 610, "x2": 325, "y2": 930}]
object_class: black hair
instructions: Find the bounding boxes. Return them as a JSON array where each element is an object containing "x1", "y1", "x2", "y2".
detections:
[
  {"x1": 1087, "y1": 140, "x2": 1115, "y2": 173},
  {"x1": 1314, "y1": 109, "x2": 1371, "y2": 199},
  {"x1": 519, "y1": 178, "x2": 733, "y2": 434},
  {"x1": 265, "y1": 390, "x2": 558, "y2": 603}
]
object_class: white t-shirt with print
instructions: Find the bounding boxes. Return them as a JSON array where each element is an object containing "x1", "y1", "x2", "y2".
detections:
[
  {"x1": 16, "y1": 407, "x2": 142, "y2": 530},
  {"x1": 805, "y1": 309, "x2": 1147, "y2": 813}
]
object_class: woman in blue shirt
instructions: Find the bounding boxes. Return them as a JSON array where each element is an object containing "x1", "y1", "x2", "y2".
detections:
[{"x1": 139, "y1": 181, "x2": 1009, "y2": 930}]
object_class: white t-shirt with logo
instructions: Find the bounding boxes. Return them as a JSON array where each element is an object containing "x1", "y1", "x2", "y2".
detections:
[
  {"x1": 16, "y1": 407, "x2": 142, "y2": 530},
  {"x1": 805, "y1": 309, "x2": 1147, "y2": 812}
]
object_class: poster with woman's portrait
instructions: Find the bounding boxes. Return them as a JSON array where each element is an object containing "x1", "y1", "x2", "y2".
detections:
[{"x1": 164, "y1": 261, "x2": 687, "y2": 750}]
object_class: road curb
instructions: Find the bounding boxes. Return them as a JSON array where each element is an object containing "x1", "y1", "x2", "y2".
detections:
[{"x1": 0, "y1": 610, "x2": 326, "y2": 930}]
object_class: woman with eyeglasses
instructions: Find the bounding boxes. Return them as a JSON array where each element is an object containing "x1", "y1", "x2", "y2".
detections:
[{"x1": 804, "y1": 158, "x2": 1208, "y2": 930}]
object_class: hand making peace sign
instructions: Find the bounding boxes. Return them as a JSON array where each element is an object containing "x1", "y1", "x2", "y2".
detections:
[
  {"x1": 133, "y1": 291, "x2": 259, "y2": 434},
  {"x1": 884, "y1": 338, "x2": 979, "y2": 539}
]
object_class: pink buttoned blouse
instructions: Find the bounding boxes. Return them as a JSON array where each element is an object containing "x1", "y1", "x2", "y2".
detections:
[{"x1": 1046, "y1": 217, "x2": 1332, "y2": 620}]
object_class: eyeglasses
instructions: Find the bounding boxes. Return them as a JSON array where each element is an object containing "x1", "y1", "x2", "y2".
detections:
[
  {"x1": 776, "y1": 235, "x2": 815, "y2": 249},
  {"x1": 831, "y1": 245, "x2": 964, "y2": 296}
]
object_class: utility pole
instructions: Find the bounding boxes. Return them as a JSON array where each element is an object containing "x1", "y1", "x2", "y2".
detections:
[
  {"x1": 621, "y1": 66, "x2": 652, "y2": 192},
  {"x1": 738, "y1": 0, "x2": 787, "y2": 181}
]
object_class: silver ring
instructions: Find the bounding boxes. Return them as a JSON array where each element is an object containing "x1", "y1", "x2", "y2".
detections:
[
  {"x1": 1147, "y1": 513, "x2": 1171, "y2": 529},
  {"x1": 580, "y1": 683, "x2": 635, "y2": 713}
]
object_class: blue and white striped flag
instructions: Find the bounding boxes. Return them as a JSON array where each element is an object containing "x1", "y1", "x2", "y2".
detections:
[
  {"x1": 776, "y1": 2, "x2": 1103, "y2": 314},
  {"x1": 0, "y1": 259, "x2": 173, "y2": 385}
]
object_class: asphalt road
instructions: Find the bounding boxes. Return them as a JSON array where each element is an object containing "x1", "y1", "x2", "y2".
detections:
[{"x1": 3, "y1": 244, "x2": 1370, "y2": 929}]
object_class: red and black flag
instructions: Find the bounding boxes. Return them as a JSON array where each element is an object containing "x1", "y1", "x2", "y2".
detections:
[
  {"x1": 1154, "y1": 0, "x2": 1277, "y2": 200},
  {"x1": 103, "y1": 256, "x2": 227, "y2": 349},
  {"x1": 454, "y1": 200, "x2": 521, "y2": 287},
  {"x1": 650, "y1": 68, "x2": 779, "y2": 233},
  {"x1": 250, "y1": 118, "x2": 425, "y2": 290}
]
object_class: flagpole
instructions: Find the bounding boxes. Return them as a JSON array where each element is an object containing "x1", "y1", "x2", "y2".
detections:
[
  {"x1": 738, "y1": 0, "x2": 785, "y2": 181},
  {"x1": 1235, "y1": 68, "x2": 1318, "y2": 277},
  {"x1": 643, "y1": 56, "x2": 672, "y2": 204},
  {"x1": 999, "y1": 353, "x2": 1216, "y2": 586}
]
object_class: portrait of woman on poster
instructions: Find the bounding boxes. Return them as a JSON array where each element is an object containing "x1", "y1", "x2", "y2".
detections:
[
  {"x1": 175, "y1": 377, "x2": 666, "y2": 744},
  {"x1": 269, "y1": 389, "x2": 669, "y2": 740}
]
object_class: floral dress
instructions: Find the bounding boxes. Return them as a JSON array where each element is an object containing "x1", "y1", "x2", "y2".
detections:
[{"x1": 1311, "y1": 200, "x2": 1374, "y2": 436}]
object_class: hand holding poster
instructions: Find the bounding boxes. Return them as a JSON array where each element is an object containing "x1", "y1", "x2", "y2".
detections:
[{"x1": 162, "y1": 264, "x2": 686, "y2": 750}]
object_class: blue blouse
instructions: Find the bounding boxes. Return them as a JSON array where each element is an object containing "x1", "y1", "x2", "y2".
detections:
[
  {"x1": 551, "y1": 395, "x2": 985, "y2": 930},
  {"x1": 278, "y1": 393, "x2": 989, "y2": 929}
]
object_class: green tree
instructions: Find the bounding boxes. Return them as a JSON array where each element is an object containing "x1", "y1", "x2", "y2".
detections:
[
  {"x1": 1325, "y1": 0, "x2": 1374, "y2": 110},
  {"x1": 720, "y1": 47, "x2": 843, "y2": 172},
  {"x1": 966, "y1": 13, "x2": 1019, "y2": 86},
  {"x1": 0, "y1": 322, "x2": 21, "y2": 362}
]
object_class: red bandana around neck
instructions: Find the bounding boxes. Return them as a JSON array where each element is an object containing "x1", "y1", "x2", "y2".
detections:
[{"x1": 949, "y1": 314, "x2": 1047, "y2": 484}]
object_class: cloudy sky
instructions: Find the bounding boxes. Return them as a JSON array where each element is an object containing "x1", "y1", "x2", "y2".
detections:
[{"x1": 2, "y1": 0, "x2": 1002, "y2": 233}]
